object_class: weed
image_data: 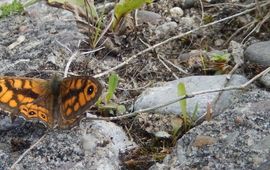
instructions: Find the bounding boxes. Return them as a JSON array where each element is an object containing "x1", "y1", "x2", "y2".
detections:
[
  {"x1": 96, "y1": 73, "x2": 126, "y2": 115},
  {"x1": 0, "y1": 0, "x2": 24, "y2": 19},
  {"x1": 171, "y1": 83, "x2": 198, "y2": 144},
  {"x1": 203, "y1": 14, "x2": 214, "y2": 24},
  {"x1": 210, "y1": 53, "x2": 230, "y2": 63},
  {"x1": 46, "y1": 0, "x2": 152, "y2": 47},
  {"x1": 112, "y1": 0, "x2": 152, "y2": 31}
]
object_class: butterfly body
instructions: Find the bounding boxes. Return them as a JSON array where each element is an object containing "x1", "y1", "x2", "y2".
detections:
[{"x1": 0, "y1": 76, "x2": 102, "y2": 129}]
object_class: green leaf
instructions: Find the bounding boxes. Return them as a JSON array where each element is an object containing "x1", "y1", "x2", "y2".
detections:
[
  {"x1": 116, "y1": 105, "x2": 126, "y2": 114},
  {"x1": 178, "y1": 82, "x2": 189, "y2": 130},
  {"x1": 178, "y1": 83, "x2": 187, "y2": 116},
  {"x1": 0, "y1": 0, "x2": 24, "y2": 18},
  {"x1": 106, "y1": 73, "x2": 119, "y2": 102},
  {"x1": 95, "y1": 97, "x2": 102, "y2": 107},
  {"x1": 112, "y1": 0, "x2": 152, "y2": 30},
  {"x1": 191, "y1": 103, "x2": 198, "y2": 121},
  {"x1": 211, "y1": 53, "x2": 230, "y2": 62}
]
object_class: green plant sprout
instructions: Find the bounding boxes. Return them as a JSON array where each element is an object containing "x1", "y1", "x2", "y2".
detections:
[
  {"x1": 112, "y1": 0, "x2": 152, "y2": 31},
  {"x1": 91, "y1": 3, "x2": 105, "y2": 47},
  {"x1": 178, "y1": 83, "x2": 187, "y2": 129},
  {"x1": 106, "y1": 72, "x2": 119, "y2": 103},
  {"x1": 210, "y1": 53, "x2": 230, "y2": 62},
  {"x1": 203, "y1": 14, "x2": 214, "y2": 24},
  {"x1": 96, "y1": 73, "x2": 126, "y2": 115},
  {"x1": 171, "y1": 82, "x2": 198, "y2": 143},
  {"x1": 0, "y1": 0, "x2": 24, "y2": 19},
  {"x1": 46, "y1": 0, "x2": 152, "y2": 47}
]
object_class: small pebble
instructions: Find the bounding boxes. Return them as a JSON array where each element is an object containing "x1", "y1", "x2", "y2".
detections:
[{"x1": 170, "y1": 7, "x2": 184, "y2": 18}]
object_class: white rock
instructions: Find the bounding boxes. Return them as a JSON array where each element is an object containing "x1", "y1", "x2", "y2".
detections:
[
  {"x1": 155, "y1": 21, "x2": 178, "y2": 37},
  {"x1": 134, "y1": 75, "x2": 247, "y2": 118},
  {"x1": 170, "y1": 7, "x2": 184, "y2": 18}
]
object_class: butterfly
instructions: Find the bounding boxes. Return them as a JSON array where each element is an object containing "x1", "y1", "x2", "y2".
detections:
[{"x1": 0, "y1": 76, "x2": 102, "y2": 129}]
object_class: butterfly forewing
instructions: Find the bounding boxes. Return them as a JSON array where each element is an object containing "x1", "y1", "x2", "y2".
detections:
[
  {"x1": 0, "y1": 77, "x2": 55, "y2": 127},
  {"x1": 58, "y1": 76, "x2": 102, "y2": 128}
]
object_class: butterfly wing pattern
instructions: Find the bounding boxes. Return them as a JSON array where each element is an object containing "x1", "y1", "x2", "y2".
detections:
[
  {"x1": 58, "y1": 76, "x2": 102, "y2": 128},
  {"x1": 0, "y1": 77, "x2": 54, "y2": 127},
  {"x1": 0, "y1": 76, "x2": 102, "y2": 129}
]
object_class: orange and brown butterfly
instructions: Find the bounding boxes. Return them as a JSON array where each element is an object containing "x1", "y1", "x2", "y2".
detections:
[{"x1": 0, "y1": 76, "x2": 102, "y2": 129}]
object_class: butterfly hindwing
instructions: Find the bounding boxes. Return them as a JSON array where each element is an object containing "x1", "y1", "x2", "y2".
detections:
[{"x1": 0, "y1": 77, "x2": 54, "y2": 127}]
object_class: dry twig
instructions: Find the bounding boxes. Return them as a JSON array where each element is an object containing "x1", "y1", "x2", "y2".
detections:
[
  {"x1": 158, "y1": 55, "x2": 179, "y2": 79},
  {"x1": 241, "y1": 11, "x2": 270, "y2": 44},
  {"x1": 88, "y1": 66, "x2": 270, "y2": 121},
  {"x1": 199, "y1": 0, "x2": 205, "y2": 25},
  {"x1": 64, "y1": 51, "x2": 79, "y2": 78},
  {"x1": 64, "y1": 47, "x2": 104, "y2": 78},
  {"x1": 95, "y1": 1, "x2": 270, "y2": 78},
  {"x1": 224, "y1": 21, "x2": 255, "y2": 46},
  {"x1": 159, "y1": 55, "x2": 188, "y2": 75},
  {"x1": 93, "y1": 13, "x2": 114, "y2": 47}
]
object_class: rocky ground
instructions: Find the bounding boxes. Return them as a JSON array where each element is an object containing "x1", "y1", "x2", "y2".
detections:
[{"x1": 0, "y1": 0, "x2": 270, "y2": 169}]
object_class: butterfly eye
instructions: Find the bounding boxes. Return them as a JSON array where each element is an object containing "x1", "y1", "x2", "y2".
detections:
[
  {"x1": 87, "y1": 85, "x2": 94, "y2": 95},
  {"x1": 41, "y1": 114, "x2": 46, "y2": 119},
  {"x1": 29, "y1": 111, "x2": 36, "y2": 115}
]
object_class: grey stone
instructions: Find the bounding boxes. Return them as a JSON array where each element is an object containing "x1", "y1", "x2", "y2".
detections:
[
  {"x1": 205, "y1": 0, "x2": 226, "y2": 3},
  {"x1": 182, "y1": 0, "x2": 196, "y2": 9},
  {"x1": 0, "y1": 45, "x2": 9, "y2": 59},
  {"x1": 0, "y1": 1, "x2": 84, "y2": 74},
  {"x1": 170, "y1": 7, "x2": 184, "y2": 18},
  {"x1": 259, "y1": 73, "x2": 270, "y2": 89},
  {"x1": 0, "y1": 115, "x2": 21, "y2": 131},
  {"x1": 179, "y1": 16, "x2": 197, "y2": 29},
  {"x1": 245, "y1": 41, "x2": 270, "y2": 88},
  {"x1": 137, "y1": 10, "x2": 162, "y2": 25},
  {"x1": 252, "y1": 135, "x2": 270, "y2": 151},
  {"x1": 155, "y1": 22, "x2": 178, "y2": 37},
  {"x1": 214, "y1": 39, "x2": 225, "y2": 47},
  {"x1": 229, "y1": 41, "x2": 244, "y2": 65},
  {"x1": 0, "y1": 150, "x2": 10, "y2": 170},
  {"x1": 150, "y1": 89, "x2": 270, "y2": 169},
  {"x1": 5, "y1": 120, "x2": 136, "y2": 169},
  {"x1": 244, "y1": 41, "x2": 270, "y2": 66},
  {"x1": 0, "y1": 1, "x2": 137, "y2": 169},
  {"x1": 134, "y1": 75, "x2": 247, "y2": 118}
]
